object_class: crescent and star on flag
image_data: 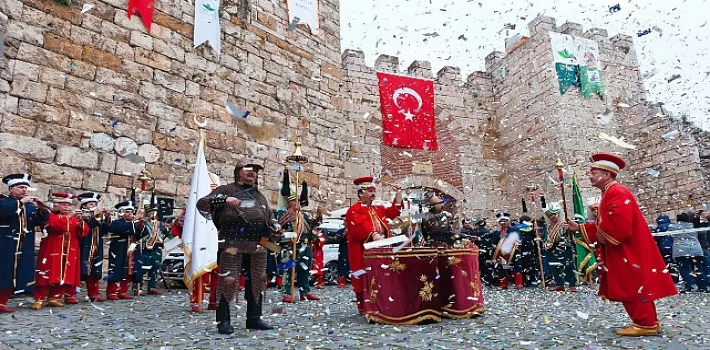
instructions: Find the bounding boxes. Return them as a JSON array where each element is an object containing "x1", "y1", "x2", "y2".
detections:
[{"x1": 392, "y1": 87, "x2": 423, "y2": 121}]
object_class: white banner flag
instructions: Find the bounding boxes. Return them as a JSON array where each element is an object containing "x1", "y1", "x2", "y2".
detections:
[
  {"x1": 286, "y1": 0, "x2": 319, "y2": 34},
  {"x1": 194, "y1": 0, "x2": 221, "y2": 53},
  {"x1": 182, "y1": 138, "x2": 219, "y2": 289}
]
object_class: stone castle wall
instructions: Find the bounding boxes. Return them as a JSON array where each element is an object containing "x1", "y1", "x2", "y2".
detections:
[
  {"x1": 0, "y1": 0, "x2": 348, "y2": 209},
  {"x1": 0, "y1": 1, "x2": 708, "y2": 221}
]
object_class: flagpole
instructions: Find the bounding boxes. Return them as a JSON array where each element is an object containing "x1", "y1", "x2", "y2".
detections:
[
  {"x1": 554, "y1": 157, "x2": 578, "y2": 271},
  {"x1": 291, "y1": 170, "x2": 299, "y2": 302},
  {"x1": 526, "y1": 184, "x2": 546, "y2": 290},
  {"x1": 286, "y1": 138, "x2": 309, "y2": 301},
  {"x1": 189, "y1": 119, "x2": 208, "y2": 312}
]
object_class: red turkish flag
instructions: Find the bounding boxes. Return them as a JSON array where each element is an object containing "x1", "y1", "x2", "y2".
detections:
[
  {"x1": 127, "y1": 0, "x2": 155, "y2": 32},
  {"x1": 376, "y1": 72, "x2": 437, "y2": 150}
]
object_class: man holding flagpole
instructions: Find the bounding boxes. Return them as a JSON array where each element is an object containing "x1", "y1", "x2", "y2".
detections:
[
  {"x1": 566, "y1": 153, "x2": 676, "y2": 336},
  {"x1": 197, "y1": 156, "x2": 277, "y2": 333}
]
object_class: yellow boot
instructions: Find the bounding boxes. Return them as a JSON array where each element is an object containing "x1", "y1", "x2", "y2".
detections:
[
  {"x1": 615, "y1": 325, "x2": 660, "y2": 336},
  {"x1": 45, "y1": 299, "x2": 65, "y2": 307},
  {"x1": 30, "y1": 301, "x2": 44, "y2": 310}
]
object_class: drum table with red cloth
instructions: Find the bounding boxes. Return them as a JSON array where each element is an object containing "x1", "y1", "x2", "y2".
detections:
[
  {"x1": 362, "y1": 247, "x2": 442, "y2": 325},
  {"x1": 438, "y1": 245, "x2": 485, "y2": 318},
  {"x1": 362, "y1": 246, "x2": 485, "y2": 325}
]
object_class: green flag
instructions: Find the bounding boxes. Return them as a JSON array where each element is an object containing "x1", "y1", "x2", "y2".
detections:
[
  {"x1": 550, "y1": 32, "x2": 605, "y2": 100},
  {"x1": 572, "y1": 170, "x2": 597, "y2": 285}
]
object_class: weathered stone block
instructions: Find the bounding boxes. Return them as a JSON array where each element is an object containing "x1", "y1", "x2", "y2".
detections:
[
  {"x1": 114, "y1": 137, "x2": 138, "y2": 157},
  {"x1": 30, "y1": 162, "x2": 83, "y2": 187},
  {"x1": 55, "y1": 145, "x2": 99, "y2": 169},
  {"x1": 82, "y1": 46, "x2": 122, "y2": 71},
  {"x1": 90, "y1": 133, "x2": 115, "y2": 152},
  {"x1": 99, "y1": 153, "x2": 117, "y2": 173},
  {"x1": 154, "y1": 70, "x2": 186, "y2": 92},
  {"x1": 153, "y1": 39, "x2": 185, "y2": 62},
  {"x1": 35, "y1": 122, "x2": 84, "y2": 147},
  {"x1": 109, "y1": 173, "x2": 134, "y2": 188},
  {"x1": 81, "y1": 170, "x2": 108, "y2": 192},
  {"x1": 10, "y1": 79, "x2": 48, "y2": 102},
  {"x1": 138, "y1": 143, "x2": 160, "y2": 163},
  {"x1": 0, "y1": 130, "x2": 50, "y2": 166},
  {"x1": 115, "y1": 156, "x2": 145, "y2": 176},
  {"x1": 135, "y1": 47, "x2": 171, "y2": 71},
  {"x1": 130, "y1": 30, "x2": 153, "y2": 50}
]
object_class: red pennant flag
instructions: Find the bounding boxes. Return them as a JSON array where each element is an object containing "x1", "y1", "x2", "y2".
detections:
[
  {"x1": 376, "y1": 72, "x2": 437, "y2": 150},
  {"x1": 127, "y1": 0, "x2": 155, "y2": 32}
]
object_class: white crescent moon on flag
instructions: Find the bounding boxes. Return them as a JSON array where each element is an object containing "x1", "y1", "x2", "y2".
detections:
[{"x1": 392, "y1": 87, "x2": 423, "y2": 112}]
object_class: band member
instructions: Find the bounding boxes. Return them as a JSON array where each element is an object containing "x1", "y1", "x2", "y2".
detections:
[
  {"x1": 78, "y1": 192, "x2": 111, "y2": 302},
  {"x1": 420, "y1": 193, "x2": 455, "y2": 247},
  {"x1": 469, "y1": 219, "x2": 493, "y2": 285},
  {"x1": 518, "y1": 216, "x2": 542, "y2": 287},
  {"x1": 137, "y1": 198, "x2": 166, "y2": 296},
  {"x1": 311, "y1": 209, "x2": 327, "y2": 289},
  {"x1": 566, "y1": 153, "x2": 677, "y2": 336},
  {"x1": 197, "y1": 157, "x2": 276, "y2": 333},
  {"x1": 490, "y1": 212, "x2": 524, "y2": 290},
  {"x1": 0, "y1": 174, "x2": 50, "y2": 313},
  {"x1": 543, "y1": 205, "x2": 577, "y2": 292},
  {"x1": 276, "y1": 195, "x2": 320, "y2": 303},
  {"x1": 345, "y1": 176, "x2": 402, "y2": 314},
  {"x1": 31, "y1": 193, "x2": 90, "y2": 309},
  {"x1": 106, "y1": 201, "x2": 149, "y2": 300}
]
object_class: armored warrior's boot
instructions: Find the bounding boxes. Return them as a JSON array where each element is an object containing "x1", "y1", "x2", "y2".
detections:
[
  {"x1": 245, "y1": 296, "x2": 274, "y2": 330},
  {"x1": 216, "y1": 296, "x2": 234, "y2": 335},
  {"x1": 244, "y1": 276, "x2": 273, "y2": 330}
]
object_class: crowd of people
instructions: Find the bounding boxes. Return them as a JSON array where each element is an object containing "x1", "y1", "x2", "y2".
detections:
[{"x1": 1, "y1": 152, "x2": 707, "y2": 337}]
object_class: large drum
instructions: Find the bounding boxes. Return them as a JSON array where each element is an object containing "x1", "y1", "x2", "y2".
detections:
[
  {"x1": 362, "y1": 247, "x2": 442, "y2": 325},
  {"x1": 437, "y1": 246, "x2": 485, "y2": 318}
]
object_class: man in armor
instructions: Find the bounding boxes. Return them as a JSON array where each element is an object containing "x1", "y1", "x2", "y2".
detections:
[
  {"x1": 420, "y1": 193, "x2": 455, "y2": 247},
  {"x1": 197, "y1": 157, "x2": 276, "y2": 333}
]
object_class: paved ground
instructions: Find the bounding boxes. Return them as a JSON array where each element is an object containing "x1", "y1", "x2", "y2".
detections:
[{"x1": 0, "y1": 284, "x2": 708, "y2": 350}]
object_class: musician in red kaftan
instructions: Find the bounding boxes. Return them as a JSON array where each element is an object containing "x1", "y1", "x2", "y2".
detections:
[
  {"x1": 31, "y1": 193, "x2": 90, "y2": 309},
  {"x1": 566, "y1": 153, "x2": 677, "y2": 337},
  {"x1": 345, "y1": 176, "x2": 402, "y2": 314}
]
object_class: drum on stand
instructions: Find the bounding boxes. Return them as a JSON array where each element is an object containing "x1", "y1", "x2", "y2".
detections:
[
  {"x1": 362, "y1": 247, "x2": 442, "y2": 325},
  {"x1": 437, "y1": 245, "x2": 485, "y2": 318}
]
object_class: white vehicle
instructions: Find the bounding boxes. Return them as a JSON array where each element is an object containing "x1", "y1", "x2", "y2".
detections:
[{"x1": 161, "y1": 238, "x2": 187, "y2": 288}]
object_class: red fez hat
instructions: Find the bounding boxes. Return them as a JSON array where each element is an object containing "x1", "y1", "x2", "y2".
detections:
[
  {"x1": 353, "y1": 176, "x2": 375, "y2": 190},
  {"x1": 51, "y1": 192, "x2": 77, "y2": 204},
  {"x1": 590, "y1": 152, "x2": 626, "y2": 175}
]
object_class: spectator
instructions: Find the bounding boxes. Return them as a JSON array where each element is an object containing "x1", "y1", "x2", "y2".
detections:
[
  {"x1": 693, "y1": 209, "x2": 709, "y2": 293},
  {"x1": 336, "y1": 227, "x2": 349, "y2": 288},
  {"x1": 654, "y1": 215, "x2": 678, "y2": 284},
  {"x1": 672, "y1": 213, "x2": 707, "y2": 293}
]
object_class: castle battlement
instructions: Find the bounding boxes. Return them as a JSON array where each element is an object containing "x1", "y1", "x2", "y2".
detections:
[{"x1": 341, "y1": 49, "x2": 488, "y2": 88}]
